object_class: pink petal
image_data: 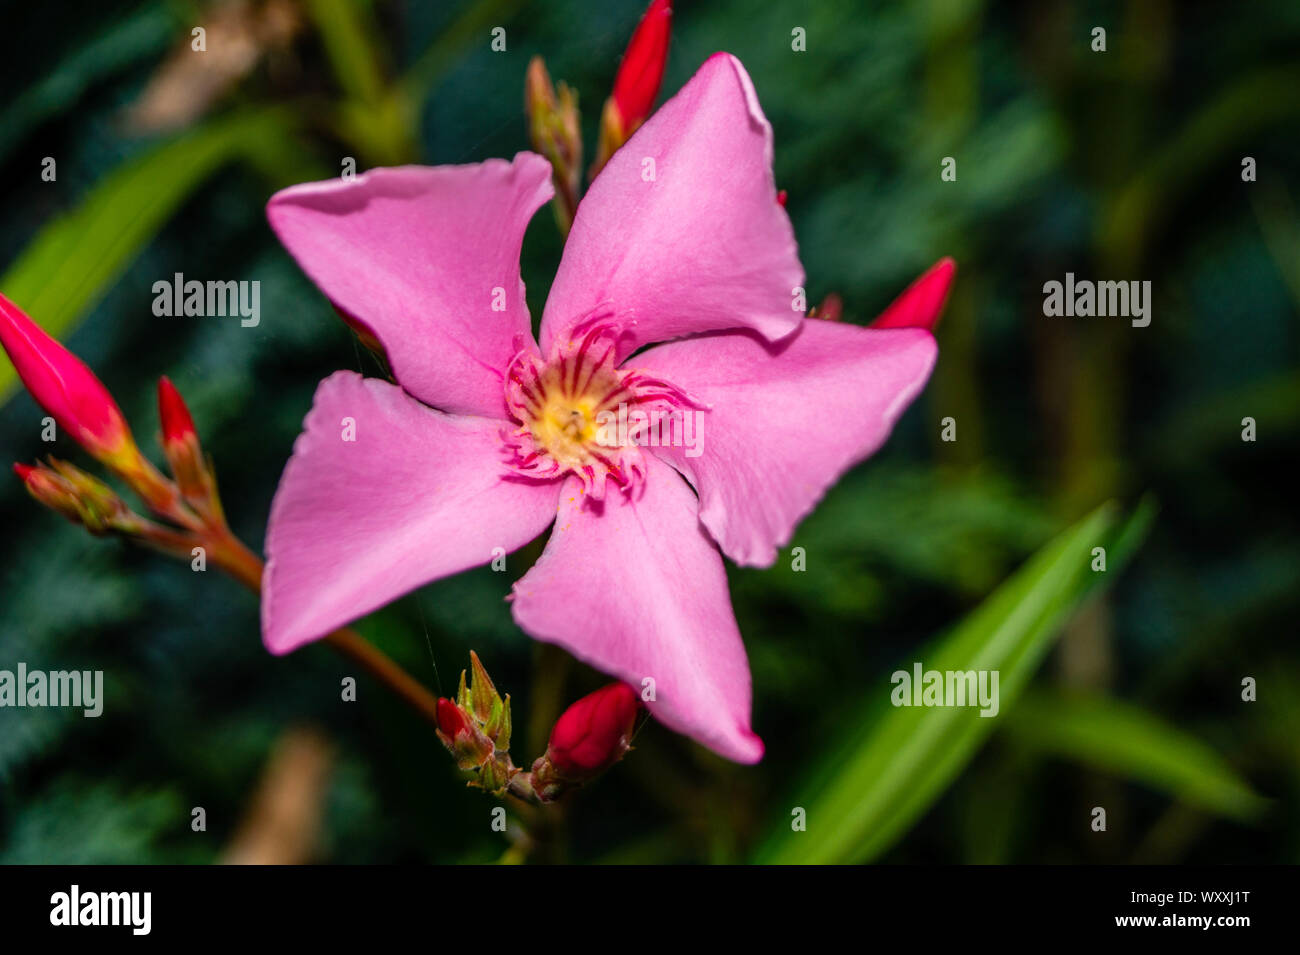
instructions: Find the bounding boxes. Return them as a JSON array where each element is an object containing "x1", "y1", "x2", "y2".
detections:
[
  {"x1": 266, "y1": 154, "x2": 552, "y2": 418},
  {"x1": 870, "y1": 257, "x2": 956, "y2": 331},
  {"x1": 511, "y1": 458, "x2": 763, "y2": 764},
  {"x1": 262, "y1": 371, "x2": 560, "y2": 654},
  {"x1": 540, "y1": 53, "x2": 803, "y2": 360},
  {"x1": 634, "y1": 321, "x2": 938, "y2": 567}
]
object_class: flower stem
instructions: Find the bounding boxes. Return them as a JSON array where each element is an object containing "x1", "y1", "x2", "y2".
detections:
[
  {"x1": 322, "y1": 628, "x2": 442, "y2": 726},
  {"x1": 206, "y1": 526, "x2": 444, "y2": 730}
]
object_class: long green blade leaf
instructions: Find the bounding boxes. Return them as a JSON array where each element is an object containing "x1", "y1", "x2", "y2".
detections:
[
  {"x1": 757, "y1": 501, "x2": 1145, "y2": 864},
  {"x1": 1005, "y1": 692, "x2": 1267, "y2": 822}
]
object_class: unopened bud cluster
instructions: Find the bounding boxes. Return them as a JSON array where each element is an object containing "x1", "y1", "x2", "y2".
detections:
[
  {"x1": 524, "y1": 0, "x2": 673, "y2": 237},
  {"x1": 1, "y1": 292, "x2": 244, "y2": 569},
  {"x1": 434, "y1": 652, "x2": 518, "y2": 794},
  {"x1": 434, "y1": 654, "x2": 641, "y2": 804}
]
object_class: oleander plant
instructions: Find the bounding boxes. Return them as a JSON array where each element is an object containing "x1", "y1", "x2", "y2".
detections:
[{"x1": 0, "y1": 0, "x2": 1296, "y2": 865}]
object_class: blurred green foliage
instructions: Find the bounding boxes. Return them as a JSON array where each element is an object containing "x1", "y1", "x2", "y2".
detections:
[
  {"x1": 0, "y1": 0, "x2": 1296, "y2": 864},
  {"x1": 759, "y1": 500, "x2": 1171, "y2": 864}
]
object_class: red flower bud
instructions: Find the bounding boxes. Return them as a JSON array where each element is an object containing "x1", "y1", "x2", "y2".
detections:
[
  {"x1": 612, "y1": 0, "x2": 673, "y2": 132},
  {"x1": 546, "y1": 682, "x2": 640, "y2": 776},
  {"x1": 776, "y1": 189, "x2": 788, "y2": 207},
  {"x1": 435, "y1": 696, "x2": 500, "y2": 774},
  {"x1": 157, "y1": 376, "x2": 197, "y2": 445},
  {"x1": 437, "y1": 697, "x2": 472, "y2": 740},
  {"x1": 589, "y1": 0, "x2": 673, "y2": 181},
  {"x1": 870, "y1": 257, "x2": 957, "y2": 332},
  {"x1": 155, "y1": 375, "x2": 219, "y2": 516},
  {"x1": 0, "y1": 292, "x2": 134, "y2": 464}
]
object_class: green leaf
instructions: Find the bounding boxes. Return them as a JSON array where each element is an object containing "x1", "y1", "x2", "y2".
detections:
[
  {"x1": 1004, "y1": 692, "x2": 1268, "y2": 822},
  {"x1": 305, "y1": 0, "x2": 419, "y2": 165},
  {"x1": 756, "y1": 500, "x2": 1149, "y2": 864},
  {"x1": 0, "y1": 108, "x2": 297, "y2": 406},
  {"x1": 305, "y1": 0, "x2": 388, "y2": 105}
]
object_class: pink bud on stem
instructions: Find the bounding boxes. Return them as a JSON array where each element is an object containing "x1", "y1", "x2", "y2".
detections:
[
  {"x1": 14, "y1": 461, "x2": 96, "y2": 528},
  {"x1": 530, "y1": 682, "x2": 641, "y2": 801},
  {"x1": 590, "y1": 0, "x2": 673, "y2": 181},
  {"x1": 157, "y1": 376, "x2": 222, "y2": 522},
  {"x1": 1, "y1": 293, "x2": 134, "y2": 466},
  {"x1": 0, "y1": 292, "x2": 192, "y2": 524},
  {"x1": 870, "y1": 257, "x2": 957, "y2": 332},
  {"x1": 12, "y1": 457, "x2": 196, "y2": 558},
  {"x1": 2, "y1": 296, "x2": 458, "y2": 762}
]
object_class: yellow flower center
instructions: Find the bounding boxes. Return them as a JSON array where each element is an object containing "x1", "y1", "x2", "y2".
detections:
[
  {"x1": 500, "y1": 319, "x2": 704, "y2": 499},
  {"x1": 525, "y1": 360, "x2": 621, "y2": 469}
]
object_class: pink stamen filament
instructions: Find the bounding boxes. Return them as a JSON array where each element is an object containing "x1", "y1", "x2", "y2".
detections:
[{"x1": 500, "y1": 316, "x2": 704, "y2": 498}]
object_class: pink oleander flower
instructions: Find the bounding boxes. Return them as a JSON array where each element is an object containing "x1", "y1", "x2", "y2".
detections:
[{"x1": 261, "y1": 53, "x2": 952, "y2": 763}]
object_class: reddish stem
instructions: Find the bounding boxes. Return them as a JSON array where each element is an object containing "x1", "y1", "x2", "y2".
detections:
[{"x1": 206, "y1": 527, "x2": 443, "y2": 729}]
